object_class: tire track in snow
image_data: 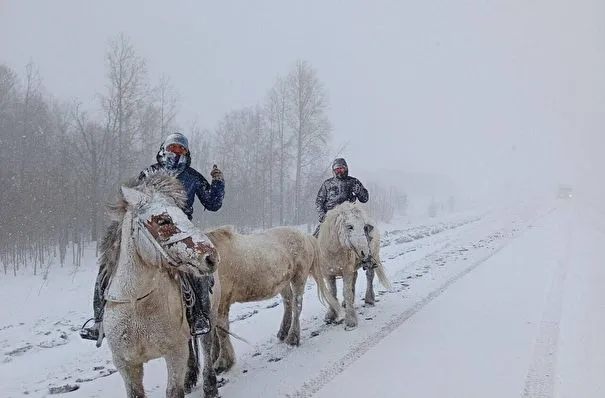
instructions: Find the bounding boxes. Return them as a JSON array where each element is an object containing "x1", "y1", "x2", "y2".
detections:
[
  {"x1": 522, "y1": 212, "x2": 571, "y2": 398},
  {"x1": 290, "y1": 207, "x2": 557, "y2": 398}
]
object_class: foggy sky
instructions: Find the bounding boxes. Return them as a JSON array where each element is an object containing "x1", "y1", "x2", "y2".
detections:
[{"x1": 1, "y1": 0, "x2": 603, "y2": 198}]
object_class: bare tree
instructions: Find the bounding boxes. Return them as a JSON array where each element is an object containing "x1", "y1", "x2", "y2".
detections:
[
  {"x1": 265, "y1": 76, "x2": 292, "y2": 225},
  {"x1": 49, "y1": 99, "x2": 76, "y2": 265},
  {"x1": 101, "y1": 33, "x2": 148, "y2": 183},
  {"x1": 286, "y1": 60, "x2": 331, "y2": 224},
  {"x1": 72, "y1": 102, "x2": 112, "y2": 241},
  {"x1": 154, "y1": 73, "x2": 180, "y2": 136},
  {"x1": 19, "y1": 60, "x2": 43, "y2": 189},
  {"x1": 0, "y1": 64, "x2": 22, "y2": 274}
]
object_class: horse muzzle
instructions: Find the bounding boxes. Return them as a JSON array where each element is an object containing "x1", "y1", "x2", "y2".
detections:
[{"x1": 162, "y1": 235, "x2": 219, "y2": 275}]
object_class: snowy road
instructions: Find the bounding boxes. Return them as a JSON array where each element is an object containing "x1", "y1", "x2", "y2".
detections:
[
  {"x1": 311, "y1": 204, "x2": 605, "y2": 398},
  {"x1": 2, "y1": 200, "x2": 603, "y2": 398}
]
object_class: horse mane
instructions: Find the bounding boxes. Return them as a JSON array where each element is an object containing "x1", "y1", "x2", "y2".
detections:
[
  {"x1": 322, "y1": 201, "x2": 371, "y2": 246},
  {"x1": 99, "y1": 171, "x2": 188, "y2": 287}
]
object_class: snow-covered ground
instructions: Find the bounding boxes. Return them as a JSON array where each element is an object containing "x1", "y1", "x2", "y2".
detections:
[{"x1": 1, "y1": 198, "x2": 603, "y2": 397}]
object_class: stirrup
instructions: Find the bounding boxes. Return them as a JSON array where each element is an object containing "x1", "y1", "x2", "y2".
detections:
[
  {"x1": 79, "y1": 318, "x2": 104, "y2": 347},
  {"x1": 79, "y1": 318, "x2": 98, "y2": 340}
]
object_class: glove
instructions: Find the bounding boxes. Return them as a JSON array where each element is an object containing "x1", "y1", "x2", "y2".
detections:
[{"x1": 210, "y1": 164, "x2": 223, "y2": 181}]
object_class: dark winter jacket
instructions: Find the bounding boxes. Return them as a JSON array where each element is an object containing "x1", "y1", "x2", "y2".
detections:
[
  {"x1": 315, "y1": 159, "x2": 369, "y2": 222},
  {"x1": 138, "y1": 163, "x2": 224, "y2": 220}
]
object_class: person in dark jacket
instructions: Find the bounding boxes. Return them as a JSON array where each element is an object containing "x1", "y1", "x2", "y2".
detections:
[
  {"x1": 313, "y1": 157, "x2": 369, "y2": 237},
  {"x1": 80, "y1": 132, "x2": 225, "y2": 345}
]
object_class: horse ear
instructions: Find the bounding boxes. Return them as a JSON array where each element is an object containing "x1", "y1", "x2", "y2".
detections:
[
  {"x1": 121, "y1": 186, "x2": 149, "y2": 205},
  {"x1": 364, "y1": 224, "x2": 374, "y2": 235}
]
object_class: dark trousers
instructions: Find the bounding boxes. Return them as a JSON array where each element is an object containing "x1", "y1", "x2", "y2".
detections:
[
  {"x1": 92, "y1": 270, "x2": 107, "y2": 324},
  {"x1": 184, "y1": 273, "x2": 213, "y2": 331}
]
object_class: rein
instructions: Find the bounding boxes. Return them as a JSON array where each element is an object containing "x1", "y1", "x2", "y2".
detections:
[{"x1": 354, "y1": 228, "x2": 379, "y2": 271}]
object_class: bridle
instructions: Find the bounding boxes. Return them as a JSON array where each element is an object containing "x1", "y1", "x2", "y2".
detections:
[
  {"x1": 346, "y1": 222, "x2": 379, "y2": 271},
  {"x1": 134, "y1": 214, "x2": 194, "y2": 268},
  {"x1": 104, "y1": 207, "x2": 195, "y2": 304}
]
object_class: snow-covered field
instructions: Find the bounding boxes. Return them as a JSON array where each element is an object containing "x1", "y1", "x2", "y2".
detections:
[{"x1": 1, "y1": 198, "x2": 603, "y2": 397}]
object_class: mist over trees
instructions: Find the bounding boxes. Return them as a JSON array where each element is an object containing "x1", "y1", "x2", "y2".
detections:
[{"x1": 0, "y1": 33, "x2": 404, "y2": 275}]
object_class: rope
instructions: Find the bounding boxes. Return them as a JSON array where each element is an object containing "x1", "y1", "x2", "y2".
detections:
[{"x1": 180, "y1": 275, "x2": 196, "y2": 309}]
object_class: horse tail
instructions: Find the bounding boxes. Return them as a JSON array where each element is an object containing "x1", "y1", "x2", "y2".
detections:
[
  {"x1": 370, "y1": 228, "x2": 391, "y2": 290},
  {"x1": 184, "y1": 337, "x2": 200, "y2": 392},
  {"x1": 310, "y1": 239, "x2": 340, "y2": 314},
  {"x1": 374, "y1": 261, "x2": 391, "y2": 290}
]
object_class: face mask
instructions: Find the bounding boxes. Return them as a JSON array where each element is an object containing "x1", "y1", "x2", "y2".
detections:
[{"x1": 162, "y1": 151, "x2": 188, "y2": 175}]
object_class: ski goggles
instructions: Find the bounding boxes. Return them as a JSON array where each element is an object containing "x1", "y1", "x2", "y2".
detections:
[{"x1": 166, "y1": 143, "x2": 188, "y2": 156}]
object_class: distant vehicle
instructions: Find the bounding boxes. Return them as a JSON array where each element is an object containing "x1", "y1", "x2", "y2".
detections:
[{"x1": 557, "y1": 185, "x2": 573, "y2": 199}]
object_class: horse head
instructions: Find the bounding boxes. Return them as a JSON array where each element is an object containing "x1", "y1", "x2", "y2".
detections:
[
  {"x1": 328, "y1": 202, "x2": 377, "y2": 269},
  {"x1": 119, "y1": 174, "x2": 218, "y2": 277}
]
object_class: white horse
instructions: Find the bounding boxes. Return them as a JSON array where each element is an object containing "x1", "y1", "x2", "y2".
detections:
[
  {"x1": 317, "y1": 201, "x2": 391, "y2": 329},
  {"x1": 206, "y1": 225, "x2": 343, "y2": 373},
  {"x1": 100, "y1": 172, "x2": 221, "y2": 398}
]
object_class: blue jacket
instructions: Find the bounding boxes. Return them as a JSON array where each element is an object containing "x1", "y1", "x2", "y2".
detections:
[{"x1": 139, "y1": 163, "x2": 225, "y2": 220}]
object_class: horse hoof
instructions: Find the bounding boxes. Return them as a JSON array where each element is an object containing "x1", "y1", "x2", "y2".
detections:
[
  {"x1": 204, "y1": 383, "x2": 222, "y2": 398},
  {"x1": 213, "y1": 360, "x2": 233, "y2": 375},
  {"x1": 204, "y1": 389, "x2": 221, "y2": 398},
  {"x1": 277, "y1": 331, "x2": 287, "y2": 341},
  {"x1": 324, "y1": 314, "x2": 336, "y2": 324},
  {"x1": 344, "y1": 318, "x2": 358, "y2": 329},
  {"x1": 344, "y1": 325, "x2": 357, "y2": 331},
  {"x1": 285, "y1": 335, "x2": 300, "y2": 346},
  {"x1": 325, "y1": 317, "x2": 343, "y2": 325}
]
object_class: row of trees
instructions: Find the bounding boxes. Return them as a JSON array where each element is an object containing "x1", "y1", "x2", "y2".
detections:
[{"x1": 0, "y1": 33, "x2": 404, "y2": 275}]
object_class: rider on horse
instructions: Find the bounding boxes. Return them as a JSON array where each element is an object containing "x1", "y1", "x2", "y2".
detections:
[
  {"x1": 81, "y1": 132, "x2": 225, "y2": 345},
  {"x1": 313, "y1": 157, "x2": 369, "y2": 237}
]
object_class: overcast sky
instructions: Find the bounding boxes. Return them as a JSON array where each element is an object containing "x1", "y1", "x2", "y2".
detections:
[{"x1": 1, "y1": 0, "x2": 603, "y2": 198}]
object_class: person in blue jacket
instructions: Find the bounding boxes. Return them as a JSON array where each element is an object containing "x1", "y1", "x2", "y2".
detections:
[{"x1": 80, "y1": 132, "x2": 225, "y2": 345}]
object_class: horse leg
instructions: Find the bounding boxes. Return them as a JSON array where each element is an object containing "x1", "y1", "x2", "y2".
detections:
[
  {"x1": 285, "y1": 278, "x2": 305, "y2": 346},
  {"x1": 342, "y1": 271, "x2": 358, "y2": 309},
  {"x1": 364, "y1": 267, "x2": 376, "y2": 306},
  {"x1": 114, "y1": 359, "x2": 146, "y2": 398},
  {"x1": 184, "y1": 338, "x2": 200, "y2": 394},
  {"x1": 201, "y1": 332, "x2": 220, "y2": 398},
  {"x1": 164, "y1": 343, "x2": 189, "y2": 398},
  {"x1": 324, "y1": 275, "x2": 339, "y2": 323},
  {"x1": 214, "y1": 305, "x2": 236, "y2": 374},
  {"x1": 277, "y1": 285, "x2": 293, "y2": 341},
  {"x1": 343, "y1": 272, "x2": 358, "y2": 329}
]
